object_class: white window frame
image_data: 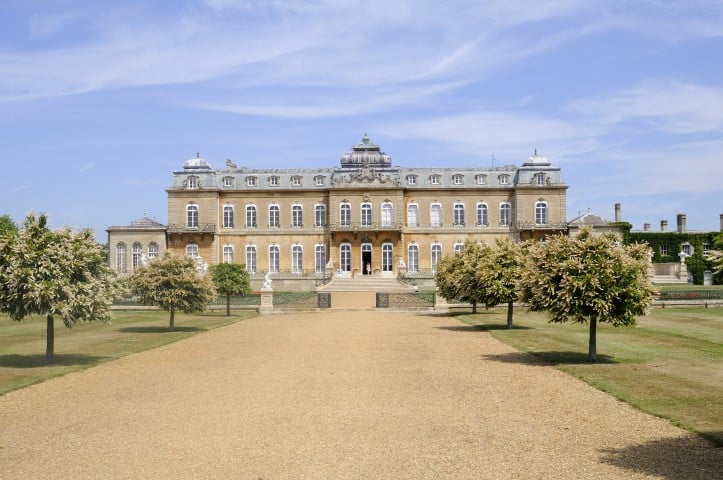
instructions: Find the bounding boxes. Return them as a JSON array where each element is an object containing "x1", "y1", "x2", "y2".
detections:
[
  {"x1": 454, "y1": 243, "x2": 464, "y2": 254},
  {"x1": 116, "y1": 243, "x2": 127, "y2": 274},
  {"x1": 499, "y1": 174, "x2": 509, "y2": 185},
  {"x1": 315, "y1": 244, "x2": 326, "y2": 274},
  {"x1": 500, "y1": 202, "x2": 511, "y2": 226},
  {"x1": 475, "y1": 174, "x2": 486, "y2": 185},
  {"x1": 340, "y1": 242, "x2": 352, "y2": 272},
  {"x1": 223, "y1": 205, "x2": 234, "y2": 228},
  {"x1": 223, "y1": 245, "x2": 234, "y2": 263},
  {"x1": 314, "y1": 175, "x2": 325, "y2": 186},
  {"x1": 535, "y1": 200, "x2": 548, "y2": 225},
  {"x1": 430, "y1": 175, "x2": 440, "y2": 185},
  {"x1": 430, "y1": 203, "x2": 442, "y2": 227},
  {"x1": 407, "y1": 203, "x2": 419, "y2": 227},
  {"x1": 187, "y1": 176, "x2": 198, "y2": 189},
  {"x1": 223, "y1": 176, "x2": 234, "y2": 187},
  {"x1": 406, "y1": 175, "x2": 417, "y2": 185},
  {"x1": 476, "y1": 202, "x2": 488, "y2": 226},
  {"x1": 292, "y1": 245, "x2": 303, "y2": 274},
  {"x1": 382, "y1": 242, "x2": 393, "y2": 272},
  {"x1": 269, "y1": 204, "x2": 280, "y2": 228},
  {"x1": 291, "y1": 176, "x2": 302, "y2": 187},
  {"x1": 132, "y1": 242, "x2": 142, "y2": 271},
  {"x1": 361, "y1": 202, "x2": 372, "y2": 226},
  {"x1": 340, "y1": 203, "x2": 351, "y2": 226},
  {"x1": 246, "y1": 245, "x2": 257, "y2": 273},
  {"x1": 268, "y1": 245, "x2": 280, "y2": 273},
  {"x1": 148, "y1": 242, "x2": 159, "y2": 259},
  {"x1": 454, "y1": 202, "x2": 465, "y2": 226},
  {"x1": 246, "y1": 204, "x2": 257, "y2": 228},
  {"x1": 315, "y1": 203, "x2": 326, "y2": 227},
  {"x1": 431, "y1": 243, "x2": 442, "y2": 273},
  {"x1": 381, "y1": 202, "x2": 393, "y2": 227},
  {"x1": 535, "y1": 173, "x2": 545, "y2": 186},
  {"x1": 186, "y1": 243, "x2": 199, "y2": 259},
  {"x1": 408, "y1": 244, "x2": 419, "y2": 273},
  {"x1": 453, "y1": 174, "x2": 463, "y2": 185},
  {"x1": 246, "y1": 176, "x2": 257, "y2": 187},
  {"x1": 292, "y1": 204, "x2": 303, "y2": 227},
  {"x1": 269, "y1": 176, "x2": 279, "y2": 186},
  {"x1": 186, "y1": 203, "x2": 199, "y2": 228}
]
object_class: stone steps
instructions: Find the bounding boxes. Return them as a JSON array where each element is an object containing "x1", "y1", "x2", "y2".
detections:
[{"x1": 317, "y1": 276, "x2": 417, "y2": 292}]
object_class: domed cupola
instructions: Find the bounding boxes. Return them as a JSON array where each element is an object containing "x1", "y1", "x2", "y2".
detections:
[
  {"x1": 182, "y1": 153, "x2": 213, "y2": 171},
  {"x1": 340, "y1": 134, "x2": 392, "y2": 168}
]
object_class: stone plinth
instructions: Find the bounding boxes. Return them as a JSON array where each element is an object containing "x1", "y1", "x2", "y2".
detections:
[{"x1": 259, "y1": 287, "x2": 273, "y2": 314}]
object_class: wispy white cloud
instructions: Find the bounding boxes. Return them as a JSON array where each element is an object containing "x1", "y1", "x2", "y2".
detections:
[
  {"x1": 74, "y1": 163, "x2": 95, "y2": 176},
  {"x1": 29, "y1": 12, "x2": 81, "y2": 38}
]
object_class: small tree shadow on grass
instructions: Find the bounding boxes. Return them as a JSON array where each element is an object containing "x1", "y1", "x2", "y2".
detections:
[
  {"x1": 435, "y1": 324, "x2": 531, "y2": 333},
  {"x1": 0, "y1": 353, "x2": 109, "y2": 368},
  {"x1": 117, "y1": 326, "x2": 205, "y2": 333},
  {"x1": 480, "y1": 350, "x2": 619, "y2": 365}
]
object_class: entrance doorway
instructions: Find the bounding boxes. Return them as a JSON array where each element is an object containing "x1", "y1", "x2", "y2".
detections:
[{"x1": 361, "y1": 242, "x2": 372, "y2": 275}]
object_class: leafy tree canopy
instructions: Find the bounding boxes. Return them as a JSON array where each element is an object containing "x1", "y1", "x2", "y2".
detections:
[
  {"x1": 435, "y1": 240, "x2": 489, "y2": 313},
  {"x1": 474, "y1": 238, "x2": 526, "y2": 328},
  {"x1": 131, "y1": 252, "x2": 216, "y2": 330},
  {"x1": 0, "y1": 214, "x2": 18, "y2": 236},
  {"x1": 209, "y1": 262, "x2": 251, "y2": 316},
  {"x1": 0, "y1": 212, "x2": 115, "y2": 363},
  {"x1": 521, "y1": 229, "x2": 656, "y2": 362}
]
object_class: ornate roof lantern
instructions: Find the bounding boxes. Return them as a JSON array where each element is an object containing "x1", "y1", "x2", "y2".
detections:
[
  {"x1": 182, "y1": 152, "x2": 213, "y2": 171},
  {"x1": 522, "y1": 149, "x2": 551, "y2": 167},
  {"x1": 339, "y1": 134, "x2": 392, "y2": 168}
]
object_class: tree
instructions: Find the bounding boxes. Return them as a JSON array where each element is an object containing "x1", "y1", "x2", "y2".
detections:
[
  {"x1": 474, "y1": 239, "x2": 526, "y2": 328},
  {"x1": 435, "y1": 240, "x2": 488, "y2": 313},
  {"x1": 710, "y1": 233, "x2": 723, "y2": 284},
  {"x1": 0, "y1": 214, "x2": 18, "y2": 236},
  {"x1": 520, "y1": 230, "x2": 656, "y2": 362},
  {"x1": 0, "y1": 212, "x2": 115, "y2": 363},
  {"x1": 209, "y1": 263, "x2": 251, "y2": 316},
  {"x1": 130, "y1": 252, "x2": 216, "y2": 330}
]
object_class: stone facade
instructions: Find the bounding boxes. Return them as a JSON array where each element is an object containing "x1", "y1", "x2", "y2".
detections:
[
  {"x1": 162, "y1": 136, "x2": 568, "y2": 290},
  {"x1": 106, "y1": 216, "x2": 167, "y2": 274}
]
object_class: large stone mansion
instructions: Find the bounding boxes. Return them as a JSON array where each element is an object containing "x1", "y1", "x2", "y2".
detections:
[{"x1": 108, "y1": 135, "x2": 568, "y2": 290}]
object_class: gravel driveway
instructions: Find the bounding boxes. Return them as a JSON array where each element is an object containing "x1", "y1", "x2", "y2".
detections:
[{"x1": 1, "y1": 311, "x2": 720, "y2": 479}]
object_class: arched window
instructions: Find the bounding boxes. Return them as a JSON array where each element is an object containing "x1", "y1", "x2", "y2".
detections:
[
  {"x1": 454, "y1": 203, "x2": 465, "y2": 226},
  {"x1": 292, "y1": 245, "x2": 303, "y2": 274},
  {"x1": 246, "y1": 205, "x2": 257, "y2": 228},
  {"x1": 535, "y1": 200, "x2": 548, "y2": 225},
  {"x1": 223, "y1": 205, "x2": 234, "y2": 228},
  {"x1": 408, "y1": 244, "x2": 419, "y2": 273},
  {"x1": 223, "y1": 245, "x2": 234, "y2": 263},
  {"x1": 246, "y1": 245, "x2": 257, "y2": 273},
  {"x1": 268, "y1": 245, "x2": 280, "y2": 273},
  {"x1": 186, "y1": 243, "x2": 199, "y2": 258},
  {"x1": 476, "y1": 203, "x2": 488, "y2": 226},
  {"x1": 292, "y1": 205, "x2": 303, "y2": 227},
  {"x1": 148, "y1": 242, "x2": 160, "y2": 259},
  {"x1": 361, "y1": 202, "x2": 372, "y2": 226},
  {"x1": 407, "y1": 203, "x2": 419, "y2": 227},
  {"x1": 500, "y1": 202, "x2": 511, "y2": 226},
  {"x1": 340, "y1": 203, "x2": 351, "y2": 226},
  {"x1": 186, "y1": 203, "x2": 198, "y2": 228},
  {"x1": 132, "y1": 242, "x2": 143, "y2": 270},
  {"x1": 315, "y1": 244, "x2": 326, "y2": 274},
  {"x1": 381, "y1": 202, "x2": 393, "y2": 227},
  {"x1": 454, "y1": 242, "x2": 464, "y2": 254},
  {"x1": 315, "y1": 204, "x2": 326, "y2": 227},
  {"x1": 269, "y1": 204, "x2": 280, "y2": 228},
  {"x1": 340, "y1": 242, "x2": 351, "y2": 272},
  {"x1": 116, "y1": 243, "x2": 127, "y2": 274},
  {"x1": 430, "y1": 204, "x2": 442, "y2": 227},
  {"x1": 431, "y1": 243, "x2": 442, "y2": 272}
]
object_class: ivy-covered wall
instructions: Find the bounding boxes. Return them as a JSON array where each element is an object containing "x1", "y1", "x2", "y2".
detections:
[{"x1": 624, "y1": 232, "x2": 717, "y2": 262}]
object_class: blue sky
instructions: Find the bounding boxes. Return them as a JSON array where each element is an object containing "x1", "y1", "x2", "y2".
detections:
[{"x1": 2, "y1": 0, "x2": 722, "y2": 240}]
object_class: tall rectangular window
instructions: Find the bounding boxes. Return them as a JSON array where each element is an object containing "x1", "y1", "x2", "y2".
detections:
[
  {"x1": 361, "y1": 202, "x2": 372, "y2": 226},
  {"x1": 381, "y1": 202, "x2": 393, "y2": 227},
  {"x1": 269, "y1": 245, "x2": 279, "y2": 273},
  {"x1": 431, "y1": 244, "x2": 442, "y2": 272},
  {"x1": 246, "y1": 245, "x2": 257, "y2": 273},
  {"x1": 407, "y1": 204, "x2": 419, "y2": 227},
  {"x1": 132, "y1": 243, "x2": 142, "y2": 270},
  {"x1": 246, "y1": 205, "x2": 257, "y2": 228},
  {"x1": 315, "y1": 204, "x2": 326, "y2": 227},
  {"x1": 269, "y1": 205, "x2": 279, "y2": 227},
  {"x1": 315, "y1": 245, "x2": 326, "y2": 274},
  {"x1": 116, "y1": 243, "x2": 127, "y2": 274},
  {"x1": 500, "y1": 203, "x2": 511, "y2": 226},
  {"x1": 223, "y1": 245, "x2": 234, "y2": 263},
  {"x1": 408, "y1": 245, "x2": 419, "y2": 273},
  {"x1": 340, "y1": 203, "x2": 351, "y2": 226},
  {"x1": 292, "y1": 245, "x2": 303, "y2": 274},
  {"x1": 292, "y1": 205, "x2": 302, "y2": 227},
  {"x1": 454, "y1": 203, "x2": 465, "y2": 226},
  {"x1": 223, "y1": 205, "x2": 234, "y2": 228},
  {"x1": 340, "y1": 243, "x2": 351, "y2": 272},
  {"x1": 535, "y1": 201, "x2": 547, "y2": 225},
  {"x1": 186, "y1": 204, "x2": 198, "y2": 228},
  {"x1": 148, "y1": 242, "x2": 159, "y2": 259},
  {"x1": 477, "y1": 203, "x2": 488, "y2": 226},
  {"x1": 430, "y1": 204, "x2": 442, "y2": 227}
]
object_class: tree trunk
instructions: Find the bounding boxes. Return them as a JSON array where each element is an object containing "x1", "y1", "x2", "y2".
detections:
[
  {"x1": 472, "y1": 301, "x2": 477, "y2": 314},
  {"x1": 588, "y1": 317, "x2": 597, "y2": 362},
  {"x1": 169, "y1": 307, "x2": 175, "y2": 332},
  {"x1": 507, "y1": 301, "x2": 514, "y2": 329},
  {"x1": 46, "y1": 315, "x2": 55, "y2": 364},
  {"x1": 226, "y1": 294, "x2": 231, "y2": 316}
]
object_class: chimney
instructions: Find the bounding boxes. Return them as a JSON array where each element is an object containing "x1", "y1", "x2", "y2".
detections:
[
  {"x1": 676, "y1": 213, "x2": 686, "y2": 233},
  {"x1": 614, "y1": 203, "x2": 621, "y2": 222},
  {"x1": 661, "y1": 220, "x2": 668, "y2": 232},
  {"x1": 643, "y1": 223, "x2": 651, "y2": 232}
]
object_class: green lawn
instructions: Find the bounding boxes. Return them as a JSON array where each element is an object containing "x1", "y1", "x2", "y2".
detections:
[
  {"x1": 457, "y1": 307, "x2": 723, "y2": 446},
  {"x1": 0, "y1": 310, "x2": 257, "y2": 396}
]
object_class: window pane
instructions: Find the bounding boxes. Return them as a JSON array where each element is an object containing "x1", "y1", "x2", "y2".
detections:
[
  {"x1": 269, "y1": 205, "x2": 279, "y2": 227},
  {"x1": 407, "y1": 204, "x2": 418, "y2": 227},
  {"x1": 269, "y1": 246, "x2": 279, "y2": 273}
]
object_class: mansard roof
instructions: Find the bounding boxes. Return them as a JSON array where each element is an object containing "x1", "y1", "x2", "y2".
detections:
[{"x1": 339, "y1": 134, "x2": 392, "y2": 168}]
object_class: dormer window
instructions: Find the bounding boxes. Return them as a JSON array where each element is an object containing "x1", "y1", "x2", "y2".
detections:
[
  {"x1": 534, "y1": 173, "x2": 545, "y2": 186},
  {"x1": 223, "y1": 176, "x2": 234, "y2": 187},
  {"x1": 187, "y1": 176, "x2": 198, "y2": 189},
  {"x1": 246, "y1": 176, "x2": 257, "y2": 187},
  {"x1": 269, "y1": 176, "x2": 279, "y2": 186},
  {"x1": 406, "y1": 175, "x2": 417, "y2": 185},
  {"x1": 452, "y1": 174, "x2": 464, "y2": 185},
  {"x1": 314, "y1": 175, "x2": 325, "y2": 186},
  {"x1": 499, "y1": 174, "x2": 509, "y2": 185},
  {"x1": 430, "y1": 175, "x2": 441, "y2": 185},
  {"x1": 475, "y1": 174, "x2": 487, "y2": 185},
  {"x1": 291, "y1": 176, "x2": 302, "y2": 187}
]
